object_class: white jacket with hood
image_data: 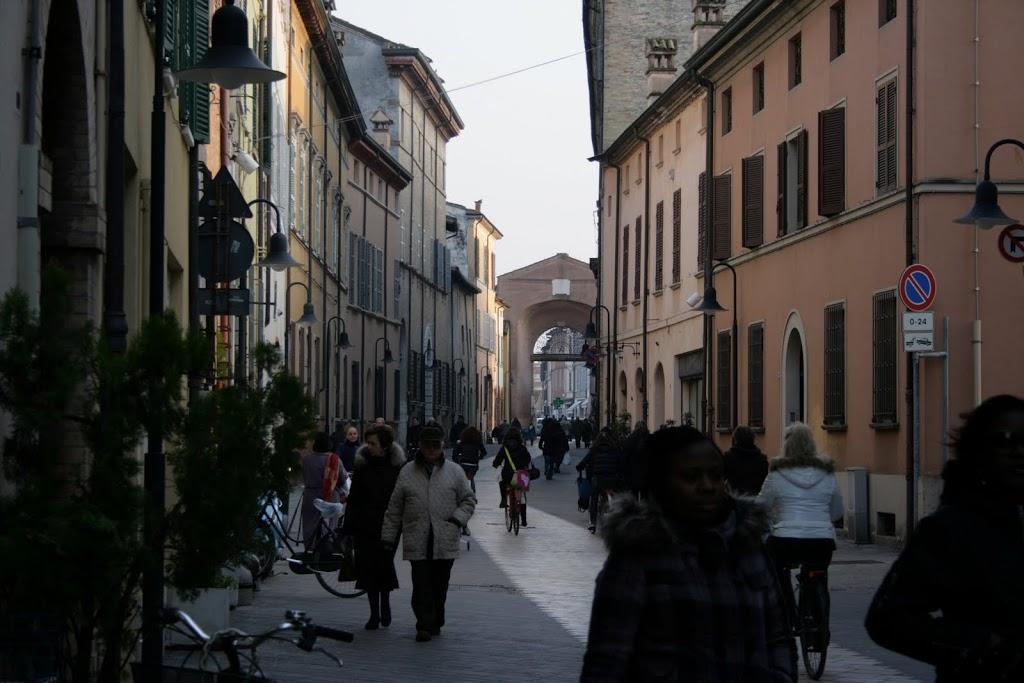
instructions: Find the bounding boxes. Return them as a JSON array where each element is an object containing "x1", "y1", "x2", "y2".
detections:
[{"x1": 757, "y1": 457, "x2": 844, "y2": 540}]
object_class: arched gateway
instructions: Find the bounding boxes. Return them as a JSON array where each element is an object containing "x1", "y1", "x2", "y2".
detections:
[{"x1": 497, "y1": 254, "x2": 597, "y2": 425}]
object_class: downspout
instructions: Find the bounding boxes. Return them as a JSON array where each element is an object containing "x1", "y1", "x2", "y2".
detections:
[
  {"x1": 608, "y1": 162, "x2": 621, "y2": 423},
  {"x1": 595, "y1": 180, "x2": 604, "y2": 427},
  {"x1": 360, "y1": 161, "x2": 368, "y2": 427},
  {"x1": 904, "y1": 0, "x2": 917, "y2": 538},
  {"x1": 104, "y1": 0, "x2": 128, "y2": 352},
  {"x1": 384, "y1": 172, "x2": 391, "y2": 422},
  {"x1": 635, "y1": 130, "x2": 652, "y2": 425},
  {"x1": 17, "y1": 0, "x2": 42, "y2": 308},
  {"x1": 696, "y1": 73, "x2": 715, "y2": 435},
  {"x1": 971, "y1": 0, "x2": 982, "y2": 406}
]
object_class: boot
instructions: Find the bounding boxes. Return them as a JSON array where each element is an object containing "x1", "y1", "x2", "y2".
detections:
[
  {"x1": 521, "y1": 506, "x2": 528, "y2": 528},
  {"x1": 380, "y1": 591, "x2": 392, "y2": 627},
  {"x1": 365, "y1": 591, "x2": 380, "y2": 630}
]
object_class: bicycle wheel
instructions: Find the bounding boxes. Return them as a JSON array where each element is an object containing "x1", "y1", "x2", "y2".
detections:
[
  {"x1": 254, "y1": 521, "x2": 278, "y2": 580},
  {"x1": 505, "y1": 496, "x2": 514, "y2": 532},
  {"x1": 310, "y1": 532, "x2": 365, "y2": 599},
  {"x1": 512, "y1": 494, "x2": 520, "y2": 536},
  {"x1": 798, "y1": 579, "x2": 828, "y2": 680}
]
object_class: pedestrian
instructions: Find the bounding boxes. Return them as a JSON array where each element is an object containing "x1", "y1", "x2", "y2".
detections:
[
  {"x1": 623, "y1": 421, "x2": 649, "y2": 498},
  {"x1": 724, "y1": 425, "x2": 770, "y2": 496},
  {"x1": 342, "y1": 424, "x2": 405, "y2": 630},
  {"x1": 381, "y1": 424, "x2": 476, "y2": 642},
  {"x1": 524, "y1": 423, "x2": 537, "y2": 446},
  {"x1": 572, "y1": 418, "x2": 583, "y2": 449},
  {"x1": 492, "y1": 427, "x2": 531, "y2": 526},
  {"x1": 539, "y1": 417, "x2": 567, "y2": 479},
  {"x1": 581, "y1": 418, "x2": 594, "y2": 449},
  {"x1": 865, "y1": 394, "x2": 1024, "y2": 682},
  {"x1": 374, "y1": 416, "x2": 386, "y2": 426},
  {"x1": 449, "y1": 414, "x2": 467, "y2": 448},
  {"x1": 406, "y1": 416, "x2": 422, "y2": 460},
  {"x1": 452, "y1": 425, "x2": 487, "y2": 494},
  {"x1": 575, "y1": 428, "x2": 625, "y2": 532},
  {"x1": 756, "y1": 422, "x2": 843, "y2": 620},
  {"x1": 300, "y1": 432, "x2": 347, "y2": 548},
  {"x1": 581, "y1": 425, "x2": 796, "y2": 681},
  {"x1": 335, "y1": 423, "x2": 360, "y2": 473},
  {"x1": 329, "y1": 419, "x2": 347, "y2": 454}
]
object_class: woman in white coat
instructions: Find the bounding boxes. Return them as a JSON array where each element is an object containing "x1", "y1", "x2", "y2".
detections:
[{"x1": 757, "y1": 422, "x2": 843, "y2": 613}]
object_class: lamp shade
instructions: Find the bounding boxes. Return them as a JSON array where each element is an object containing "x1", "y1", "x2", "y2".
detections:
[
  {"x1": 954, "y1": 179, "x2": 1018, "y2": 229},
  {"x1": 583, "y1": 321, "x2": 599, "y2": 341},
  {"x1": 257, "y1": 231, "x2": 300, "y2": 271},
  {"x1": 695, "y1": 286, "x2": 727, "y2": 314},
  {"x1": 338, "y1": 330, "x2": 352, "y2": 350},
  {"x1": 296, "y1": 302, "x2": 318, "y2": 327},
  {"x1": 176, "y1": 0, "x2": 286, "y2": 89},
  {"x1": 383, "y1": 348, "x2": 394, "y2": 364}
]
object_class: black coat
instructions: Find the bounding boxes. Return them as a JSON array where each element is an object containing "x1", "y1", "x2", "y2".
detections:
[
  {"x1": 865, "y1": 472, "x2": 1024, "y2": 682},
  {"x1": 577, "y1": 445, "x2": 625, "y2": 487},
  {"x1": 453, "y1": 440, "x2": 487, "y2": 465},
  {"x1": 540, "y1": 428, "x2": 569, "y2": 457},
  {"x1": 493, "y1": 442, "x2": 532, "y2": 484},
  {"x1": 405, "y1": 424, "x2": 422, "y2": 451},
  {"x1": 624, "y1": 428, "x2": 649, "y2": 492},
  {"x1": 724, "y1": 445, "x2": 770, "y2": 496},
  {"x1": 449, "y1": 421, "x2": 467, "y2": 445},
  {"x1": 342, "y1": 444, "x2": 406, "y2": 541}
]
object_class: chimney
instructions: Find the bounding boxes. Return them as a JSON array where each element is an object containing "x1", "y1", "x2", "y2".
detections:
[
  {"x1": 692, "y1": 0, "x2": 728, "y2": 52},
  {"x1": 646, "y1": 38, "x2": 678, "y2": 102},
  {"x1": 370, "y1": 107, "x2": 394, "y2": 149},
  {"x1": 474, "y1": 199, "x2": 483, "y2": 212}
]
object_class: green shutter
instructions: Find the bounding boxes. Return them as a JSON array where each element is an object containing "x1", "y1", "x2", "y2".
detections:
[
  {"x1": 164, "y1": 0, "x2": 178, "y2": 68},
  {"x1": 179, "y1": 0, "x2": 210, "y2": 144}
]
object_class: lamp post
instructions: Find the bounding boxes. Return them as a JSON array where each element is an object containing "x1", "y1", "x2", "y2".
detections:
[
  {"x1": 252, "y1": 199, "x2": 300, "y2": 271},
  {"x1": 375, "y1": 337, "x2": 394, "y2": 421},
  {"x1": 323, "y1": 316, "x2": 351, "y2": 432},
  {"x1": 954, "y1": 137, "x2": 1024, "y2": 406},
  {"x1": 693, "y1": 260, "x2": 738, "y2": 434},
  {"x1": 284, "y1": 281, "x2": 317, "y2": 379},
  {"x1": 584, "y1": 304, "x2": 613, "y2": 428},
  {"x1": 453, "y1": 358, "x2": 466, "y2": 422}
]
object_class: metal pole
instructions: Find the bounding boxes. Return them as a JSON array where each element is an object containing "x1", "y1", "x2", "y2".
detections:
[
  {"x1": 323, "y1": 318, "x2": 334, "y2": 433},
  {"x1": 912, "y1": 352, "x2": 920, "y2": 527},
  {"x1": 943, "y1": 316, "x2": 950, "y2": 463}
]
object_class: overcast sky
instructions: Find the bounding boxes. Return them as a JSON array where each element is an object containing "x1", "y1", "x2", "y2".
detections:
[{"x1": 336, "y1": 1, "x2": 598, "y2": 275}]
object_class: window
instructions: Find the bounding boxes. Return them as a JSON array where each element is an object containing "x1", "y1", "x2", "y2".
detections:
[
  {"x1": 819, "y1": 107, "x2": 846, "y2": 216},
  {"x1": 742, "y1": 155, "x2": 764, "y2": 248},
  {"x1": 824, "y1": 302, "x2": 846, "y2": 427},
  {"x1": 473, "y1": 236, "x2": 479, "y2": 277},
  {"x1": 748, "y1": 323, "x2": 764, "y2": 429},
  {"x1": 636, "y1": 152, "x2": 643, "y2": 184},
  {"x1": 671, "y1": 189, "x2": 681, "y2": 284},
  {"x1": 313, "y1": 171, "x2": 323, "y2": 255},
  {"x1": 350, "y1": 361, "x2": 360, "y2": 420},
  {"x1": 698, "y1": 172, "x2": 707, "y2": 270},
  {"x1": 621, "y1": 225, "x2": 629, "y2": 303},
  {"x1": 713, "y1": 174, "x2": 732, "y2": 260},
  {"x1": 297, "y1": 143, "x2": 308, "y2": 239},
  {"x1": 625, "y1": 164, "x2": 630, "y2": 188},
  {"x1": 674, "y1": 119, "x2": 681, "y2": 151},
  {"x1": 483, "y1": 246, "x2": 489, "y2": 286},
  {"x1": 872, "y1": 290, "x2": 898, "y2": 426},
  {"x1": 721, "y1": 88, "x2": 733, "y2": 135},
  {"x1": 654, "y1": 200, "x2": 664, "y2": 290},
  {"x1": 393, "y1": 258, "x2": 401, "y2": 316},
  {"x1": 777, "y1": 130, "x2": 809, "y2": 236},
  {"x1": 880, "y1": 0, "x2": 897, "y2": 26},
  {"x1": 716, "y1": 330, "x2": 732, "y2": 431},
  {"x1": 876, "y1": 78, "x2": 898, "y2": 193},
  {"x1": 633, "y1": 217, "x2": 641, "y2": 301},
  {"x1": 657, "y1": 134, "x2": 664, "y2": 165},
  {"x1": 491, "y1": 253, "x2": 496, "y2": 288},
  {"x1": 789, "y1": 34, "x2": 802, "y2": 89},
  {"x1": 831, "y1": 1, "x2": 846, "y2": 60},
  {"x1": 752, "y1": 62, "x2": 765, "y2": 113},
  {"x1": 332, "y1": 197, "x2": 341, "y2": 273},
  {"x1": 288, "y1": 141, "x2": 295, "y2": 228}
]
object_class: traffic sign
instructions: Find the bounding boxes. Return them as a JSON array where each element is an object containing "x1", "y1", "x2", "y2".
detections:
[
  {"x1": 997, "y1": 224, "x2": 1024, "y2": 263},
  {"x1": 902, "y1": 312, "x2": 934, "y2": 333},
  {"x1": 898, "y1": 264, "x2": 936, "y2": 312},
  {"x1": 904, "y1": 333, "x2": 935, "y2": 353}
]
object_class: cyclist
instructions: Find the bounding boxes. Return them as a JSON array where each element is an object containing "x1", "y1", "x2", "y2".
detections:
[
  {"x1": 756, "y1": 422, "x2": 844, "y2": 628},
  {"x1": 575, "y1": 428, "x2": 625, "y2": 532},
  {"x1": 492, "y1": 427, "x2": 531, "y2": 527}
]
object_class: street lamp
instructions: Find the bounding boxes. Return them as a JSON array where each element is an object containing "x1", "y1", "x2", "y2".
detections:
[
  {"x1": 692, "y1": 261, "x2": 738, "y2": 434},
  {"x1": 283, "y1": 281, "x2": 316, "y2": 377},
  {"x1": 954, "y1": 138, "x2": 1024, "y2": 406},
  {"x1": 375, "y1": 337, "x2": 394, "y2": 421},
  {"x1": 586, "y1": 304, "x2": 613, "y2": 428},
  {"x1": 322, "y1": 316, "x2": 351, "y2": 432},
  {"x1": 249, "y1": 199, "x2": 299, "y2": 271}
]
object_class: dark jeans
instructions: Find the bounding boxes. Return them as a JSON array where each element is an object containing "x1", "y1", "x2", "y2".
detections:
[
  {"x1": 766, "y1": 536, "x2": 835, "y2": 621},
  {"x1": 409, "y1": 559, "x2": 455, "y2": 632},
  {"x1": 543, "y1": 454, "x2": 556, "y2": 478}
]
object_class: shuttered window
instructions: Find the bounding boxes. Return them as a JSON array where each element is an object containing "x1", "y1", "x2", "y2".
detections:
[
  {"x1": 178, "y1": 0, "x2": 210, "y2": 143},
  {"x1": 716, "y1": 330, "x2": 732, "y2": 431},
  {"x1": 742, "y1": 155, "x2": 764, "y2": 248},
  {"x1": 672, "y1": 189, "x2": 682, "y2": 284},
  {"x1": 713, "y1": 174, "x2": 731, "y2": 260},
  {"x1": 789, "y1": 33, "x2": 802, "y2": 89},
  {"x1": 876, "y1": 79, "x2": 898, "y2": 193},
  {"x1": 748, "y1": 323, "x2": 764, "y2": 429},
  {"x1": 698, "y1": 172, "x2": 707, "y2": 270},
  {"x1": 824, "y1": 303, "x2": 846, "y2": 427},
  {"x1": 831, "y1": 1, "x2": 846, "y2": 60},
  {"x1": 777, "y1": 131, "x2": 809, "y2": 236},
  {"x1": 880, "y1": 0, "x2": 897, "y2": 26},
  {"x1": 621, "y1": 226, "x2": 629, "y2": 303},
  {"x1": 633, "y1": 217, "x2": 642, "y2": 301},
  {"x1": 819, "y1": 108, "x2": 846, "y2": 217},
  {"x1": 872, "y1": 290, "x2": 898, "y2": 426},
  {"x1": 654, "y1": 201, "x2": 664, "y2": 290},
  {"x1": 722, "y1": 88, "x2": 733, "y2": 135},
  {"x1": 753, "y1": 62, "x2": 765, "y2": 113},
  {"x1": 796, "y1": 130, "x2": 808, "y2": 229},
  {"x1": 350, "y1": 361, "x2": 361, "y2": 419}
]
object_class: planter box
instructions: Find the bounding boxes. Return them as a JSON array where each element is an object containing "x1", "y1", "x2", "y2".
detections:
[{"x1": 164, "y1": 587, "x2": 231, "y2": 646}]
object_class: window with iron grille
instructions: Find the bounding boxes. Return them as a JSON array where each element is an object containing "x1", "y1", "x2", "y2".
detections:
[
  {"x1": 633, "y1": 217, "x2": 642, "y2": 301},
  {"x1": 748, "y1": 323, "x2": 764, "y2": 429},
  {"x1": 831, "y1": 1, "x2": 846, "y2": 60},
  {"x1": 621, "y1": 226, "x2": 629, "y2": 303},
  {"x1": 824, "y1": 303, "x2": 846, "y2": 427},
  {"x1": 717, "y1": 330, "x2": 732, "y2": 430},
  {"x1": 672, "y1": 189, "x2": 681, "y2": 284},
  {"x1": 789, "y1": 33, "x2": 802, "y2": 89},
  {"x1": 654, "y1": 201, "x2": 664, "y2": 290},
  {"x1": 753, "y1": 62, "x2": 765, "y2": 113},
  {"x1": 872, "y1": 291, "x2": 898, "y2": 426}
]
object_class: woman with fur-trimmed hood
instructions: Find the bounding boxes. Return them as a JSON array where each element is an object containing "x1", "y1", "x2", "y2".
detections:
[
  {"x1": 756, "y1": 422, "x2": 844, "y2": 613},
  {"x1": 581, "y1": 426, "x2": 796, "y2": 682}
]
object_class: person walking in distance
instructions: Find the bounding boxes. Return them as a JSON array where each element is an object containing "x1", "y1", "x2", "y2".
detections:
[
  {"x1": 405, "y1": 416, "x2": 422, "y2": 460},
  {"x1": 575, "y1": 428, "x2": 626, "y2": 532},
  {"x1": 334, "y1": 423, "x2": 361, "y2": 474},
  {"x1": 452, "y1": 425, "x2": 487, "y2": 494},
  {"x1": 492, "y1": 427, "x2": 532, "y2": 527},
  {"x1": 381, "y1": 424, "x2": 476, "y2": 642},
  {"x1": 581, "y1": 426, "x2": 796, "y2": 681},
  {"x1": 866, "y1": 395, "x2": 1024, "y2": 682},
  {"x1": 539, "y1": 417, "x2": 564, "y2": 480},
  {"x1": 724, "y1": 425, "x2": 770, "y2": 497},
  {"x1": 342, "y1": 424, "x2": 405, "y2": 630}
]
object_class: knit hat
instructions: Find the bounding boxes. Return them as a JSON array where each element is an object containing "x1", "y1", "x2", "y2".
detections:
[{"x1": 419, "y1": 424, "x2": 444, "y2": 445}]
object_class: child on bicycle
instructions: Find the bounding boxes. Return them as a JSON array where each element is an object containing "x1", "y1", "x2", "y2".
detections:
[{"x1": 492, "y1": 427, "x2": 531, "y2": 527}]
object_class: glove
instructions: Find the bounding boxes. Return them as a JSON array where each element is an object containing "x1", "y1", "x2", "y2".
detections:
[
  {"x1": 380, "y1": 539, "x2": 396, "y2": 553},
  {"x1": 446, "y1": 517, "x2": 463, "y2": 529}
]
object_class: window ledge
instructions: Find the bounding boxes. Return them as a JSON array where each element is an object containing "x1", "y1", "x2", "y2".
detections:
[
  {"x1": 631, "y1": 299, "x2": 641, "y2": 307},
  {"x1": 673, "y1": 148, "x2": 682, "y2": 156},
  {"x1": 870, "y1": 421, "x2": 900, "y2": 432},
  {"x1": 670, "y1": 282, "x2": 682, "y2": 290},
  {"x1": 619, "y1": 305, "x2": 628, "y2": 312},
  {"x1": 822, "y1": 422, "x2": 848, "y2": 433},
  {"x1": 653, "y1": 288, "x2": 664, "y2": 297},
  {"x1": 749, "y1": 425, "x2": 766, "y2": 434},
  {"x1": 715, "y1": 427, "x2": 733, "y2": 434},
  {"x1": 656, "y1": 161, "x2": 664, "y2": 169},
  {"x1": 624, "y1": 188, "x2": 630, "y2": 196}
]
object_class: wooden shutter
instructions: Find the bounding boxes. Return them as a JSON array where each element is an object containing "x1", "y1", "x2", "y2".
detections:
[
  {"x1": 796, "y1": 129, "x2": 808, "y2": 229},
  {"x1": 178, "y1": 0, "x2": 210, "y2": 143},
  {"x1": 742, "y1": 155, "x2": 764, "y2": 248},
  {"x1": 776, "y1": 142, "x2": 787, "y2": 236},
  {"x1": 672, "y1": 189, "x2": 681, "y2": 283},
  {"x1": 877, "y1": 80, "x2": 897, "y2": 192},
  {"x1": 818, "y1": 108, "x2": 846, "y2": 217},
  {"x1": 824, "y1": 303, "x2": 846, "y2": 426},
  {"x1": 716, "y1": 330, "x2": 732, "y2": 430},
  {"x1": 698, "y1": 172, "x2": 707, "y2": 270},
  {"x1": 621, "y1": 226, "x2": 629, "y2": 303},
  {"x1": 748, "y1": 323, "x2": 764, "y2": 429},
  {"x1": 633, "y1": 217, "x2": 642, "y2": 301},
  {"x1": 872, "y1": 290, "x2": 898, "y2": 424},
  {"x1": 713, "y1": 175, "x2": 731, "y2": 260},
  {"x1": 655, "y1": 201, "x2": 664, "y2": 290}
]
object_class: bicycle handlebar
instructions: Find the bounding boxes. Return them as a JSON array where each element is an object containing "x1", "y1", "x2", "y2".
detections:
[
  {"x1": 162, "y1": 607, "x2": 211, "y2": 643},
  {"x1": 314, "y1": 625, "x2": 355, "y2": 643}
]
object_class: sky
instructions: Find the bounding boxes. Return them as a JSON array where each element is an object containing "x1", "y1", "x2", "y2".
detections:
[{"x1": 336, "y1": 1, "x2": 598, "y2": 275}]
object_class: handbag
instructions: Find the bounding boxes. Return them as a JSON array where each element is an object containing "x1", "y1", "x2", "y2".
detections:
[
  {"x1": 577, "y1": 476, "x2": 593, "y2": 511},
  {"x1": 504, "y1": 448, "x2": 531, "y2": 492},
  {"x1": 528, "y1": 465, "x2": 541, "y2": 481}
]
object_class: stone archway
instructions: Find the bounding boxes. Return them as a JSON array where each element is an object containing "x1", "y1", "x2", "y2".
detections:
[{"x1": 497, "y1": 254, "x2": 597, "y2": 425}]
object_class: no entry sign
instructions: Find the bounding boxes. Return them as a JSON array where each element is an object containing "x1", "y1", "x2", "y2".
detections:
[
  {"x1": 898, "y1": 264, "x2": 936, "y2": 312},
  {"x1": 998, "y1": 224, "x2": 1024, "y2": 263}
]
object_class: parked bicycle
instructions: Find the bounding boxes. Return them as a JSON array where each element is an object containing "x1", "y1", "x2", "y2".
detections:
[
  {"x1": 780, "y1": 564, "x2": 830, "y2": 680},
  {"x1": 158, "y1": 607, "x2": 352, "y2": 681}
]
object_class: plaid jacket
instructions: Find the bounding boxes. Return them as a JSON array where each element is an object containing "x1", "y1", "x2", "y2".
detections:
[{"x1": 581, "y1": 497, "x2": 796, "y2": 682}]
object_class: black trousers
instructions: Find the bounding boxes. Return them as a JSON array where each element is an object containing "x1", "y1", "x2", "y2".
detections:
[
  {"x1": 409, "y1": 559, "x2": 454, "y2": 632},
  {"x1": 766, "y1": 536, "x2": 835, "y2": 619}
]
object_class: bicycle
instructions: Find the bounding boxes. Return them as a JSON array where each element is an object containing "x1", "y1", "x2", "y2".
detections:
[
  {"x1": 287, "y1": 498, "x2": 366, "y2": 599},
  {"x1": 504, "y1": 483, "x2": 524, "y2": 536},
  {"x1": 157, "y1": 606, "x2": 353, "y2": 681},
  {"x1": 780, "y1": 565, "x2": 830, "y2": 680}
]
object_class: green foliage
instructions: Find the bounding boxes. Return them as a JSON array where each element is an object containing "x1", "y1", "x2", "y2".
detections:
[{"x1": 611, "y1": 412, "x2": 633, "y2": 440}]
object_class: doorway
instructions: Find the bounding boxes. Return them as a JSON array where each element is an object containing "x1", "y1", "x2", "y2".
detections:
[{"x1": 784, "y1": 327, "x2": 805, "y2": 425}]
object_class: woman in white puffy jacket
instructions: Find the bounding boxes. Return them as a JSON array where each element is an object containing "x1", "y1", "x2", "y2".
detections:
[{"x1": 757, "y1": 422, "x2": 844, "y2": 612}]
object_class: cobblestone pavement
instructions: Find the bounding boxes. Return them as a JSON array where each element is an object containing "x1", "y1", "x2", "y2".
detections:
[{"x1": 200, "y1": 445, "x2": 932, "y2": 682}]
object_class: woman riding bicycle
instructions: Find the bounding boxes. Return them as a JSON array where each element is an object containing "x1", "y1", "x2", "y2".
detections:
[
  {"x1": 492, "y1": 427, "x2": 531, "y2": 527},
  {"x1": 757, "y1": 422, "x2": 844, "y2": 621}
]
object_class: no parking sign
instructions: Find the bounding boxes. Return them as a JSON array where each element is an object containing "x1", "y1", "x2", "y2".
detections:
[{"x1": 898, "y1": 264, "x2": 936, "y2": 312}]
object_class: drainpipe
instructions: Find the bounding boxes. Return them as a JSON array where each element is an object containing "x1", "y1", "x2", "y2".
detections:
[
  {"x1": 635, "y1": 130, "x2": 652, "y2": 425},
  {"x1": 104, "y1": 0, "x2": 128, "y2": 352},
  {"x1": 696, "y1": 73, "x2": 716, "y2": 435},
  {"x1": 607, "y1": 161, "x2": 621, "y2": 424},
  {"x1": 904, "y1": 0, "x2": 917, "y2": 539},
  {"x1": 17, "y1": 0, "x2": 42, "y2": 309}
]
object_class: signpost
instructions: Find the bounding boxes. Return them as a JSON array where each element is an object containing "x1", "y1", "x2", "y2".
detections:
[
  {"x1": 898, "y1": 264, "x2": 937, "y2": 312},
  {"x1": 902, "y1": 311, "x2": 934, "y2": 352},
  {"x1": 997, "y1": 224, "x2": 1024, "y2": 263}
]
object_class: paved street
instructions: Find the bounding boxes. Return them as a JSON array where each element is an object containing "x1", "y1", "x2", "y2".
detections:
[{"x1": 217, "y1": 446, "x2": 932, "y2": 682}]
